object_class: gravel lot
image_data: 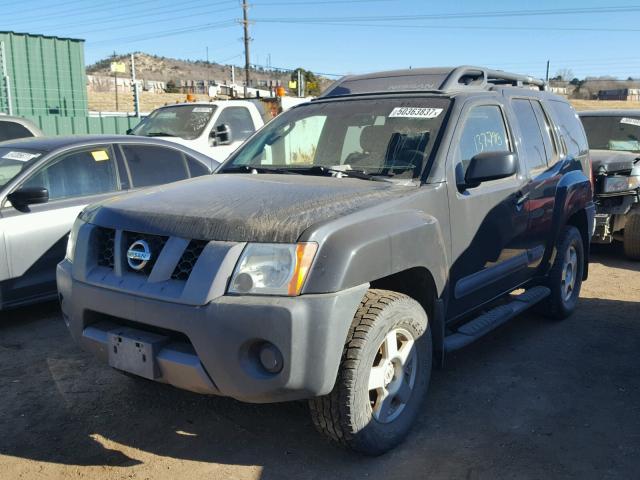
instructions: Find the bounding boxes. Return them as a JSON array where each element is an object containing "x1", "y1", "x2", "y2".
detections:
[{"x1": 1, "y1": 244, "x2": 638, "y2": 480}]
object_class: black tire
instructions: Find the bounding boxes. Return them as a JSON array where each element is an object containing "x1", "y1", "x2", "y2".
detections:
[
  {"x1": 539, "y1": 225, "x2": 584, "y2": 320},
  {"x1": 309, "y1": 289, "x2": 432, "y2": 455},
  {"x1": 623, "y1": 214, "x2": 640, "y2": 260}
]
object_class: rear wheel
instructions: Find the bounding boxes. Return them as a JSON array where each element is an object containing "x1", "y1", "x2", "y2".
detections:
[
  {"x1": 623, "y1": 213, "x2": 640, "y2": 260},
  {"x1": 309, "y1": 289, "x2": 432, "y2": 455},
  {"x1": 540, "y1": 225, "x2": 584, "y2": 320}
]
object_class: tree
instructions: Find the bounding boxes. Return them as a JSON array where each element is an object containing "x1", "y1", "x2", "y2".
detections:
[
  {"x1": 555, "y1": 68, "x2": 574, "y2": 82},
  {"x1": 290, "y1": 68, "x2": 322, "y2": 96},
  {"x1": 165, "y1": 80, "x2": 179, "y2": 93}
]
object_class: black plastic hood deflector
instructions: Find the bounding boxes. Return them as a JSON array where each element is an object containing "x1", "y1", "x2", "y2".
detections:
[{"x1": 82, "y1": 174, "x2": 411, "y2": 243}]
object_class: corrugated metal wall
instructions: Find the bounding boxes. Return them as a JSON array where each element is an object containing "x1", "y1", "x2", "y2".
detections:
[
  {"x1": 0, "y1": 31, "x2": 137, "y2": 135},
  {"x1": 0, "y1": 31, "x2": 88, "y2": 117},
  {"x1": 21, "y1": 114, "x2": 140, "y2": 135}
]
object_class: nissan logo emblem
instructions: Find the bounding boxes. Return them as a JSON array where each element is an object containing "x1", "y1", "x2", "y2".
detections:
[{"x1": 127, "y1": 240, "x2": 152, "y2": 271}]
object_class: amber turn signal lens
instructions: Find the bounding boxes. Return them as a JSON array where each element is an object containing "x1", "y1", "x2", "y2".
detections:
[{"x1": 288, "y1": 242, "x2": 318, "y2": 296}]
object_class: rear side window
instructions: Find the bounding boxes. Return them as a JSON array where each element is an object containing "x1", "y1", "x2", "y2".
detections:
[
  {"x1": 186, "y1": 156, "x2": 210, "y2": 177},
  {"x1": 547, "y1": 101, "x2": 588, "y2": 158},
  {"x1": 0, "y1": 120, "x2": 34, "y2": 141},
  {"x1": 121, "y1": 145, "x2": 189, "y2": 188},
  {"x1": 458, "y1": 105, "x2": 510, "y2": 176},
  {"x1": 215, "y1": 107, "x2": 255, "y2": 142},
  {"x1": 511, "y1": 99, "x2": 548, "y2": 171},
  {"x1": 22, "y1": 147, "x2": 117, "y2": 200}
]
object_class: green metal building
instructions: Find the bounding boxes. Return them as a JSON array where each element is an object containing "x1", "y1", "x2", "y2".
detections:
[{"x1": 0, "y1": 31, "x2": 136, "y2": 135}]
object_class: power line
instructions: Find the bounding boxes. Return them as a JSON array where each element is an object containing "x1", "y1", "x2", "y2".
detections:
[
  {"x1": 259, "y1": 20, "x2": 640, "y2": 33},
  {"x1": 252, "y1": 5, "x2": 640, "y2": 23},
  {"x1": 87, "y1": 19, "x2": 237, "y2": 46}
]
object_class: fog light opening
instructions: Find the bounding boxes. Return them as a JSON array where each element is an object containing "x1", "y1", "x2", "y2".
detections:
[{"x1": 258, "y1": 342, "x2": 283, "y2": 374}]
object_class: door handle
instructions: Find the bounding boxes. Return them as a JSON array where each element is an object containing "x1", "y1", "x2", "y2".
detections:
[{"x1": 514, "y1": 191, "x2": 529, "y2": 208}]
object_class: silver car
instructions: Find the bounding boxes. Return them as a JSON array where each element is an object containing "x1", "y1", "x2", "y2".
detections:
[{"x1": 0, "y1": 135, "x2": 218, "y2": 310}]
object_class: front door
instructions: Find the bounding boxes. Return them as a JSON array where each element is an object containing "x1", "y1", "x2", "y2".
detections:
[
  {"x1": 0, "y1": 146, "x2": 120, "y2": 306},
  {"x1": 446, "y1": 101, "x2": 530, "y2": 320}
]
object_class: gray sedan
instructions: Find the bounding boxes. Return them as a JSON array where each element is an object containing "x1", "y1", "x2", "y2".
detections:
[{"x1": 0, "y1": 135, "x2": 219, "y2": 310}]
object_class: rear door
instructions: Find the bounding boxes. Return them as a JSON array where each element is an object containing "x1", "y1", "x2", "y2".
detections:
[
  {"x1": 1, "y1": 145, "x2": 120, "y2": 305},
  {"x1": 446, "y1": 100, "x2": 530, "y2": 319},
  {"x1": 118, "y1": 144, "x2": 203, "y2": 189},
  {"x1": 510, "y1": 98, "x2": 561, "y2": 267}
]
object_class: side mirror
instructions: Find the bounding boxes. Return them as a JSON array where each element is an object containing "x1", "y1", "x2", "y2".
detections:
[
  {"x1": 126, "y1": 128, "x2": 133, "y2": 135},
  {"x1": 212, "y1": 123, "x2": 232, "y2": 146},
  {"x1": 7, "y1": 187, "x2": 49, "y2": 211},
  {"x1": 464, "y1": 151, "x2": 517, "y2": 188}
]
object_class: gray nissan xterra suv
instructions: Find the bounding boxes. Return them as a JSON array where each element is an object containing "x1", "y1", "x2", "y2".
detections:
[{"x1": 58, "y1": 66, "x2": 595, "y2": 455}]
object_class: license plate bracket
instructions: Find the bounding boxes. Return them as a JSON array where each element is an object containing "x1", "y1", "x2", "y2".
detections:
[{"x1": 107, "y1": 327, "x2": 168, "y2": 379}]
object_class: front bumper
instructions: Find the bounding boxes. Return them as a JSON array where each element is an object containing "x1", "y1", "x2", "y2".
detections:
[{"x1": 57, "y1": 260, "x2": 368, "y2": 403}]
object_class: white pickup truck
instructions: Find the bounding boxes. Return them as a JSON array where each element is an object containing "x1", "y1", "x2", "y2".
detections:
[{"x1": 128, "y1": 100, "x2": 266, "y2": 162}]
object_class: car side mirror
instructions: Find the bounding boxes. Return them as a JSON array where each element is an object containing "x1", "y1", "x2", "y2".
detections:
[
  {"x1": 7, "y1": 186, "x2": 49, "y2": 211},
  {"x1": 212, "y1": 123, "x2": 232, "y2": 146},
  {"x1": 126, "y1": 128, "x2": 133, "y2": 135},
  {"x1": 464, "y1": 151, "x2": 517, "y2": 188}
]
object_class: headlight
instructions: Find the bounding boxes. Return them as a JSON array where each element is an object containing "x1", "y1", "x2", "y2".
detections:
[
  {"x1": 603, "y1": 175, "x2": 640, "y2": 193},
  {"x1": 228, "y1": 242, "x2": 318, "y2": 296},
  {"x1": 65, "y1": 218, "x2": 84, "y2": 262}
]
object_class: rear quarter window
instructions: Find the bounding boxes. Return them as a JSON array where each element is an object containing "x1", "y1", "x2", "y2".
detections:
[{"x1": 547, "y1": 101, "x2": 588, "y2": 158}]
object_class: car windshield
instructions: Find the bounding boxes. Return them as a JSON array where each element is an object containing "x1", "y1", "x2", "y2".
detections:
[
  {"x1": 220, "y1": 97, "x2": 451, "y2": 180},
  {"x1": 581, "y1": 115, "x2": 640, "y2": 153},
  {"x1": 130, "y1": 104, "x2": 216, "y2": 140},
  {"x1": 0, "y1": 147, "x2": 46, "y2": 190}
]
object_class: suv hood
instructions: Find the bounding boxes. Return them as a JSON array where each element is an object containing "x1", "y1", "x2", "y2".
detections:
[
  {"x1": 590, "y1": 149, "x2": 640, "y2": 174},
  {"x1": 82, "y1": 173, "x2": 410, "y2": 243}
]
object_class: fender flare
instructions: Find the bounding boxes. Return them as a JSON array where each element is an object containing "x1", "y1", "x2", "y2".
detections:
[{"x1": 301, "y1": 209, "x2": 448, "y2": 296}]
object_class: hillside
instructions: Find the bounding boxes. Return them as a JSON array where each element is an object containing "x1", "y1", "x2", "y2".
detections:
[{"x1": 87, "y1": 52, "x2": 333, "y2": 91}]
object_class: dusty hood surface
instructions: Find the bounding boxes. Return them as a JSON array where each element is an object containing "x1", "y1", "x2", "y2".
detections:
[
  {"x1": 82, "y1": 173, "x2": 410, "y2": 243},
  {"x1": 590, "y1": 149, "x2": 640, "y2": 173}
]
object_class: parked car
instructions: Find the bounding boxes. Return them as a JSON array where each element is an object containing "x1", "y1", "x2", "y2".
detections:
[
  {"x1": 0, "y1": 115, "x2": 43, "y2": 142},
  {"x1": 0, "y1": 135, "x2": 217, "y2": 310},
  {"x1": 578, "y1": 110, "x2": 640, "y2": 259},
  {"x1": 59, "y1": 67, "x2": 595, "y2": 455},
  {"x1": 128, "y1": 101, "x2": 265, "y2": 161}
]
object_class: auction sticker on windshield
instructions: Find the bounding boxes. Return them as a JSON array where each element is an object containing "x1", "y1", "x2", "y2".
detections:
[
  {"x1": 389, "y1": 107, "x2": 443, "y2": 119},
  {"x1": 620, "y1": 117, "x2": 640, "y2": 127},
  {"x1": 2, "y1": 151, "x2": 41, "y2": 162},
  {"x1": 193, "y1": 107, "x2": 213, "y2": 113}
]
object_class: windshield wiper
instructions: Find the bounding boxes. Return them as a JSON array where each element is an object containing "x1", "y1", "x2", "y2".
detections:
[
  {"x1": 145, "y1": 132, "x2": 177, "y2": 137},
  {"x1": 221, "y1": 165, "x2": 302, "y2": 175}
]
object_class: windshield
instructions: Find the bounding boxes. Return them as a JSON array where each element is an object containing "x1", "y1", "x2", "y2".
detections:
[
  {"x1": 130, "y1": 104, "x2": 216, "y2": 140},
  {"x1": 581, "y1": 115, "x2": 640, "y2": 153},
  {"x1": 220, "y1": 97, "x2": 451, "y2": 179},
  {"x1": 0, "y1": 147, "x2": 46, "y2": 190}
]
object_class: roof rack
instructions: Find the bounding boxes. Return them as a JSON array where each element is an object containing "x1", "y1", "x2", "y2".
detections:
[
  {"x1": 318, "y1": 66, "x2": 546, "y2": 99},
  {"x1": 440, "y1": 66, "x2": 546, "y2": 91}
]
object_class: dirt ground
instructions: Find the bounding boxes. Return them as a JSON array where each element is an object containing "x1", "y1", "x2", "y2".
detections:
[{"x1": 1, "y1": 243, "x2": 639, "y2": 479}]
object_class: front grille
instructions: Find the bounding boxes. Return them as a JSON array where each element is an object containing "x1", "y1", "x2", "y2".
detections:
[
  {"x1": 96, "y1": 228, "x2": 115, "y2": 268},
  {"x1": 171, "y1": 240, "x2": 208, "y2": 280},
  {"x1": 124, "y1": 231, "x2": 168, "y2": 275}
]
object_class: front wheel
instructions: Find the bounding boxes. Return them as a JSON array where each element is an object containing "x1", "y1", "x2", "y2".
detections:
[
  {"x1": 540, "y1": 225, "x2": 584, "y2": 320},
  {"x1": 309, "y1": 289, "x2": 432, "y2": 455}
]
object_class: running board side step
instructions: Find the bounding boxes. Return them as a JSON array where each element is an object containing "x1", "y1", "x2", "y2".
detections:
[{"x1": 443, "y1": 286, "x2": 550, "y2": 353}]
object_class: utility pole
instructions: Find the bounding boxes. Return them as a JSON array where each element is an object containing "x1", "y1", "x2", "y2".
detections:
[
  {"x1": 545, "y1": 60, "x2": 550, "y2": 83},
  {"x1": 131, "y1": 53, "x2": 140, "y2": 117},
  {"x1": 113, "y1": 51, "x2": 119, "y2": 111},
  {"x1": 241, "y1": 0, "x2": 251, "y2": 98}
]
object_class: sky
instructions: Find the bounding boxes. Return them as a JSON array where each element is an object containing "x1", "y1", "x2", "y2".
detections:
[{"x1": 1, "y1": 0, "x2": 639, "y2": 81}]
